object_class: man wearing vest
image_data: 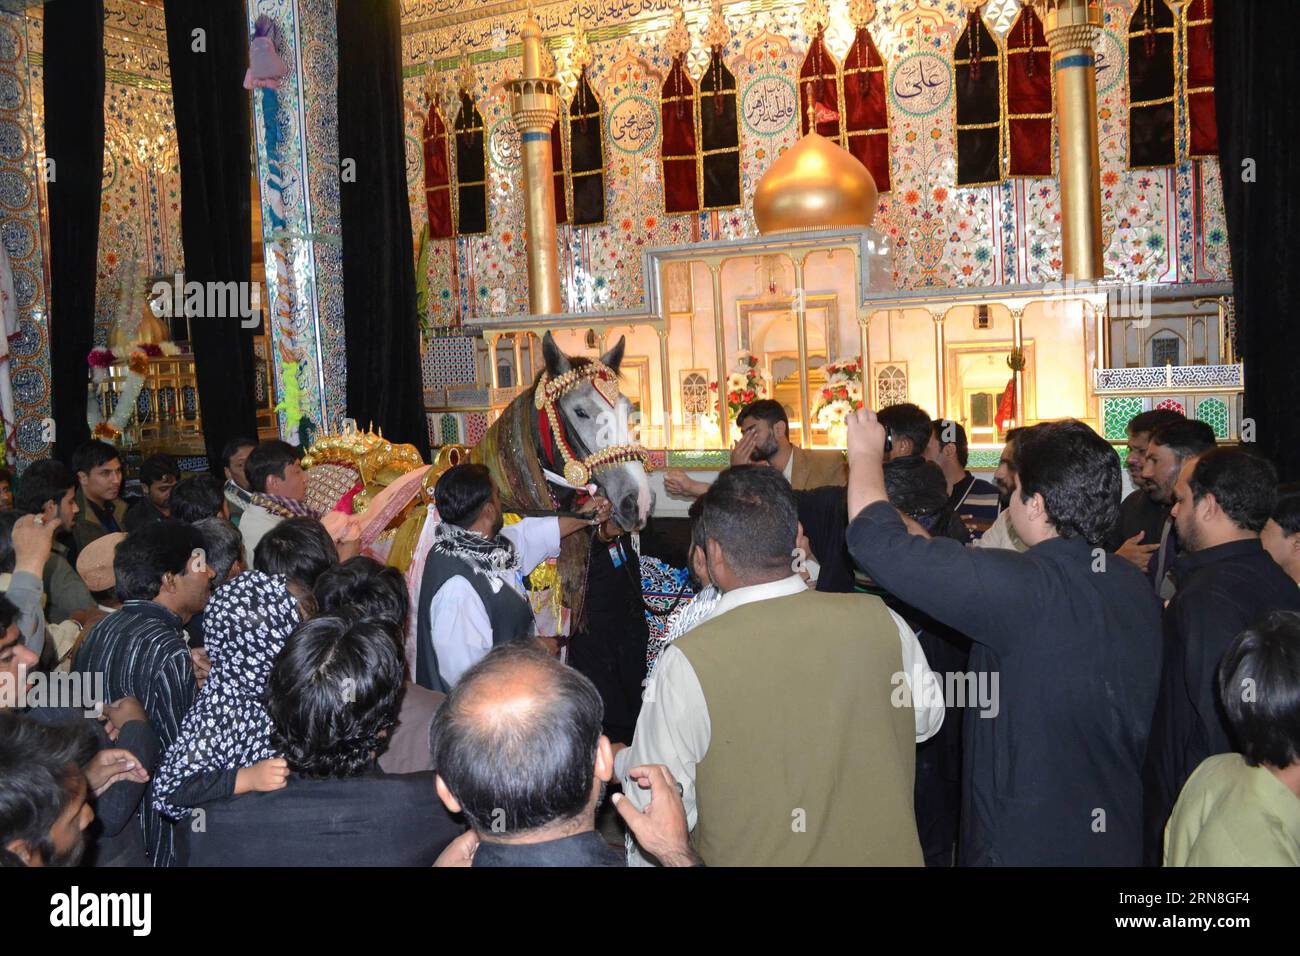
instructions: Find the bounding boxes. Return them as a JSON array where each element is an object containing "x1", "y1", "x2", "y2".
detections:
[
  {"x1": 416, "y1": 464, "x2": 610, "y2": 693},
  {"x1": 616, "y1": 465, "x2": 938, "y2": 866}
]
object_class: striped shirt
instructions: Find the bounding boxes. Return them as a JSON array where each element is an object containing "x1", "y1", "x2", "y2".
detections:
[
  {"x1": 949, "y1": 472, "x2": 1003, "y2": 541},
  {"x1": 74, "y1": 600, "x2": 197, "y2": 867}
]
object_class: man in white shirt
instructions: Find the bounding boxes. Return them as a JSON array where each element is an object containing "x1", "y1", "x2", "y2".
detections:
[
  {"x1": 614, "y1": 465, "x2": 941, "y2": 866},
  {"x1": 239, "y1": 440, "x2": 313, "y2": 567},
  {"x1": 415, "y1": 464, "x2": 610, "y2": 692}
]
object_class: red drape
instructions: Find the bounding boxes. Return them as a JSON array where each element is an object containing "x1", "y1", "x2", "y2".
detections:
[
  {"x1": 422, "y1": 100, "x2": 454, "y2": 239},
  {"x1": 1006, "y1": 6, "x2": 1052, "y2": 178},
  {"x1": 661, "y1": 55, "x2": 699, "y2": 214},
  {"x1": 799, "y1": 28, "x2": 842, "y2": 140},
  {"x1": 843, "y1": 27, "x2": 890, "y2": 192},
  {"x1": 1185, "y1": 0, "x2": 1217, "y2": 157}
]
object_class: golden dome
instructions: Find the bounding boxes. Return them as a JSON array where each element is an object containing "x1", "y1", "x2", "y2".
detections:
[{"x1": 752, "y1": 132, "x2": 879, "y2": 234}]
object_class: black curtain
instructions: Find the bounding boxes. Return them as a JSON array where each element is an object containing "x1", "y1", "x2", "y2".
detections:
[
  {"x1": 337, "y1": 0, "x2": 430, "y2": 458},
  {"x1": 44, "y1": 0, "x2": 105, "y2": 462},
  {"x1": 1216, "y1": 2, "x2": 1300, "y2": 481},
  {"x1": 164, "y1": 0, "x2": 257, "y2": 472}
]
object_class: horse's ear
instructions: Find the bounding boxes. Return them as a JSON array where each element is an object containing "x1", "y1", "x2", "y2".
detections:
[
  {"x1": 600, "y1": 336, "x2": 626, "y2": 374},
  {"x1": 542, "y1": 331, "x2": 571, "y2": 377}
]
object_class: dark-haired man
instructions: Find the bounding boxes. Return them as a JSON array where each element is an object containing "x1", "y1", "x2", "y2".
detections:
[
  {"x1": 125, "y1": 453, "x2": 180, "y2": 532},
  {"x1": 662, "y1": 399, "x2": 846, "y2": 497},
  {"x1": 168, "y1": 474, "x2": 229, "y2": 524},
  {"x1": 846, "y1": 411, "x2": 1163, "y2": 865},
  {"x1": 74, "y1": 519, "x2": 214, "y2": 865},
  {"x1": 71, "y1": 440, "x2": 126, "y2": 554},
  {"x1": 973, "y1": 427, "x2": 1028, "y2": 552},
  {"x1": 926, "y1": 419, "x2": 1001, "y2": 540},
  {"x1": 220, "y1": 437, "x2": 257, "y2": 523},
  {"x1": 619, "y1": 465, "x2": 932, "y2": 866},
  {"x1": 188, "y1": 616, "x2": 462, "y2": 866},
  {"x1": 416, "y1": 463, "x2": 609, "y2": 692},
  {"x1": 1108, "y1": 408, "x2": 1185, "y2": 570},
  {"x1": 876, "y1": 402, "x2": 933, "y2": 462},
  {"x1": 239, "y1": 439, "x2": 311, "y2": 566},
  {"x1": 14, "y1": 459, "x2": 98, "y2": 626},
  {"x1": 1139, "y1": 418, "x2": 1216, "y2": 597},
  {"x1": 1142, "y1": 448, "x2": 1300, "y2": 863},
  {"x1": 1261, "y1": 493, "x2": 1300, "y2": 585},
  {"x1": 1165, "y1": 610, "x2": 1300, "y2": 865},
  {"x1": 0, "y1": 712, "x2": 95, "y2": 866},
  {"x1": 432, "y1": 641, "x2": 697, "y2": 867}
]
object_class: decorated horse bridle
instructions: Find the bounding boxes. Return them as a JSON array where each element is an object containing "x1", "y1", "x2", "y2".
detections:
[{"x1": 534, "y1": 361, "x2": 648, "y2": 488}]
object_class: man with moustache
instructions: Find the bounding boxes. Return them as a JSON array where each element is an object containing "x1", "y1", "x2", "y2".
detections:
[
  {"x1": 1108, "y1": 409, "x2": 1186, "y2": 571},
  {"x1": 1142, "y1": 447, "x2": 1300, "y2": 863},
  {"x1": 973, "y1": 427, "x2": 1027, "y2": 553},
  {"x1": 1137, "y1": 418, "x2": 1217, "y2": 598}
]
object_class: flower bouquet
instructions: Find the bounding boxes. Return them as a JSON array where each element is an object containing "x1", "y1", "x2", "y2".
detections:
[
  {"x1": 812, "y1": 358, "x2": 865, "y2": 445},
  {"x1": 711, "y1": 350, "x2": 770, "y2": 424}
]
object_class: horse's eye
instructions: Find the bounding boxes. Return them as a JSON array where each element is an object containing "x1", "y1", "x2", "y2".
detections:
[{"x1": 575, "y1": 408, "x2": 590, "y2": 419}]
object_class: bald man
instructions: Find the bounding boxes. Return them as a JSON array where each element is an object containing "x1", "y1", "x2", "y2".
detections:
[{"x1": 429, "y1": 642, "x2": 699, "y2": 867}]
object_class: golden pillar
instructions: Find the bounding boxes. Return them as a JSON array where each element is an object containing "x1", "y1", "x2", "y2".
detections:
[
  {"x1": 1041, "y1": 0, "x2": 1105, "y2": 281},
  {"x1": 507, "y1": 14, "x2": 563, "y2": 314}
]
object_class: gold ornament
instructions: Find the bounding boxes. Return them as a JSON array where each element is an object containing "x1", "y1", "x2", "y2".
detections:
[
  {"x1": 752, "y1": 132, "x2": 879, "y2": 234},
  {"x1": 849, "y1": 0, "x2": 878, "y2": 28},
  {"x1": 664, "y1": 4, "x2": 691, "y2": 60},
  {"x1": 568, "y1": 12, "x2": 592, "y2": 73},
  {"x1": 533, "y1": 362, "x2": 649, "y2": 486},
  {"x1": 458, "y1": 49, "x2": 475, "y2": 93},
  {"x1": 800, "y1": 0, "x2": 831, "y2": 37},
  {"x1": 703, "y1": 0, "x2": 730, "y2": 49}
]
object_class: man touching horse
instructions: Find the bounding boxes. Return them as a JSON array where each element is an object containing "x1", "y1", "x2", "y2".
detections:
[{"x1": 415, "y1": 463, "x2": 611, "y2": 692}]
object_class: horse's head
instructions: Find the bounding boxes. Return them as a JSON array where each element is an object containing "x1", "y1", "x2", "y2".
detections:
[{"x1": 539, "y1": 332, "x2": 652, "y2": 531}]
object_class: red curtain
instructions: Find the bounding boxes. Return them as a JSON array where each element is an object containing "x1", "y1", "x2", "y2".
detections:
[
  {"x1": 800, "y1": 28, "x2": 842, "y2": 140},
  {"x1": 661, "y1": 55, "x2": 699, "y2": 214},
  {"x1": 422, "y1": 100, "x2": 454, "y2": 239},
  {"x1": 843, "y1": 27, "x2": 890, "y2": 192},
  {"x1": 1185, "y1": 0, "x2": 1217, "y2": 157},
  {"x1": 1006, "y1": 6, "x2": 1052, "y2": 178}
]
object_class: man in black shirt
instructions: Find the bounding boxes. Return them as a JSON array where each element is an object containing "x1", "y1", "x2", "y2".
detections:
[
  {"x1": 1138, "y1": 419, "x2": 1217, "y2": 598},
  {"x1": 845, "y1": 411, "x2": 1162, "y2": 865},
  {"x1": 1108, "y1": 408, "x2": 1184, "y2": 569},
  {"x1": 1142, "y1": 447, "x2": 1300, "y2": 862}
]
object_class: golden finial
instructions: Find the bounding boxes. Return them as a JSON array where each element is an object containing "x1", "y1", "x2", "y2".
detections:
[
  {"x1": 458, "y1": 49, "x2": 475, "y2": 93},
  {"x1": 703, "y1": 0, "x2": 730, "y2": 50},
  {"x1": 569, "y1": 9, "x2": 592, "y2": 72},
  {"x1": 849, "y1": 0, "x2": 878, "y2": 29},
  {"x1": 800, "y1": 0, "x2": 830, "y2": 36},
  {"x1": 664, "y1": 4, "x2": 691, "y2": 60}
]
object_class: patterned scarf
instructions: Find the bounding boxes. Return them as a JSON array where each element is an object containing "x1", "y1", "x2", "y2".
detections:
[
  {"x1": 151, "y1": 571, "x2": 303, "y2": 819},
  {"x1": 645, "y1": 584, "x2": 723, "y2": 683},
  {"x1": 224, "y1": 478, "x2": 255, "y2": 512},
  {"x1": 431, "y1": 521, "x2": 521, "y2": 595},
  {"x1": 249, "y1": 491, "x2": 320, "y2": 520}
]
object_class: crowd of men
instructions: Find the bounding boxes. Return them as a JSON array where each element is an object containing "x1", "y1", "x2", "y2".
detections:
[{"x1": 2, "y1": 398, "x2": 1298, "y2": 867}]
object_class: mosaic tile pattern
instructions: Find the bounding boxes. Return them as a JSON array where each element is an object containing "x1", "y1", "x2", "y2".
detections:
[
  {"x1": 0, "y1": 12, "x2": 52, "y2": 467},
  {"x1": 423, "y1": 334, "x2": 478, "y2": 387},
  {"x1": 1194, "y1": 395, "x2": 1228, "y2": 439},
  {"x1": 465, "y1": 411, "x2": 487, "y2": 445},
  {"x1": 1102, "y1": 396, "x2": 1144, "y2": 440},
  {"x1": 248, "y1": 0, "x2": 335, "y2": 437},
  {"x1": 400, "y1": 0, "x2": 1229, "y2": 353},
  {"x1": 1155, "y1": 398, "x2": 1185, "y2": 415}
]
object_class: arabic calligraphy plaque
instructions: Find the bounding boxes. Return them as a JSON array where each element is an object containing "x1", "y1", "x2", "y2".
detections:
[
  {"x1": 1094, "y1": 29, "x2": 1124, "y2": 96},
  {"x1": 607, "y1": 94, "x2": 660, "y2": 155},
  {"x1": 889, "y1": 52, "x2": 952, "y2": 118},
  {"x1": 489, "y1": 119, "x2": 521, "y2": 170},
  {"x1": 741, "y1": 76, "x2": 798, "y2": 137}
]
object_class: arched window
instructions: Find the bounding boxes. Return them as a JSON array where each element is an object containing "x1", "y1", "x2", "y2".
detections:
[
  {"x1": 682, "y1": 372, "x2": 710, "y2": 417},
  {"x1": 875, "y1": 364, "x2": 907, "y2": 407}
]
